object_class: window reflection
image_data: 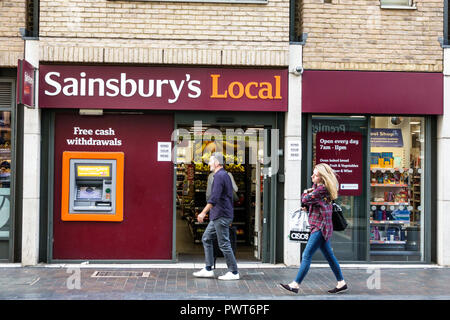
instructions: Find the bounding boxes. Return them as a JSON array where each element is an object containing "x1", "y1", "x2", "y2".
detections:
[{"x1": 0, "y1": 111, "x2": 11, "y2": 239}]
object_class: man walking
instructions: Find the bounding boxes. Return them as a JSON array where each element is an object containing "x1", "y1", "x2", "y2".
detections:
[{"x1": 193, "y1": 152, "x2": 239, "y2": 280}]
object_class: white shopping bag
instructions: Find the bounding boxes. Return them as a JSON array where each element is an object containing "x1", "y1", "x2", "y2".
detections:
[{"x1": 289, "y1": 209, "x2": 311, "y2": 243}]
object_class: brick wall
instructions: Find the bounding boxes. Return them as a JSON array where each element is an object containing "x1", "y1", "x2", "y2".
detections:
[
  {"x1": 301, "y1": 0, "x2": 443, "y2": 72},
  {"x1": 39, "y1": 0, "x2": 290, "y2": 66},
  {"x1": 0, "y1": 0, "x2": 26, "y2": 67}
]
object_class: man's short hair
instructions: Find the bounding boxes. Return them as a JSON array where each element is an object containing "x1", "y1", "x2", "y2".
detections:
[{"x1": 211, "y1": 152, "x2": 224, "y2": 165}]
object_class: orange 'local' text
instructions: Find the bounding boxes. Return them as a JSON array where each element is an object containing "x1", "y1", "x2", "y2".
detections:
[{"x1": 210, "y1": 74, "x2": 282, "y2": 100}]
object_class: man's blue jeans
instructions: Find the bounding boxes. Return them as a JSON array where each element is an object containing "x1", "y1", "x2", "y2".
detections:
[
  {"x1": 295, "y1": 231, "x2": 344, "y2": 284},
  {"x1": 202, "y1": 216, "x2": 238, "y2": 273}
]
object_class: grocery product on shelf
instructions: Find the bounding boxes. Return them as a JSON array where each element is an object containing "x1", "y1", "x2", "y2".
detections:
[
  {"x1": 176, "y1": 144, "x2": 252, "y2": 245},
  {"x1": 369, "y1": 166, "x2": 421, "y2": 253}
]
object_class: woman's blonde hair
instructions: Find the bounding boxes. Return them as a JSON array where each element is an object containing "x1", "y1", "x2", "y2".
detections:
[{"x1": 314, "y1": 163, "x2": 339, "y2": 200}]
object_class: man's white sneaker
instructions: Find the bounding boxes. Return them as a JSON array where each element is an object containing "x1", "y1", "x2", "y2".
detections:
[
  {"x1": 193, "y1": 268, "x2": 214, "y2": 278},
  {"x1": 218, "y1": 272, "x2": 240, "y2": 281}
]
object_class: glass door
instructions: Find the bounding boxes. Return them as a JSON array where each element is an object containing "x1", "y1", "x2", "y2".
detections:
[{"x1": 307, "y1": 115, "x2": 369, "y2": 262}]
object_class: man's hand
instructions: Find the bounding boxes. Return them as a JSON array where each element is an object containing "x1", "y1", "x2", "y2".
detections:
[
  {"x1": 197, "y1": 203, "x2": 213, "y2": 223},
  {"x1": 197, "y1": 212, "x2": 207, "y2": 223}
]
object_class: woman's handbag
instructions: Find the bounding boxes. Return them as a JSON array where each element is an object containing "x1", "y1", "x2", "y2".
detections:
[{"x1": 332, "y1": 201, "x2": 348, "y2": 231}]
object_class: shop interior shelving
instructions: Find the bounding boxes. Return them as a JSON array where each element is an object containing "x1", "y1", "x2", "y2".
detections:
[
  {"x1": 369, "y1": 167, "x2": 420, "y2": 254},
  {"x1": 177, "y1": 160, "x2": 251, "y2": 245}
]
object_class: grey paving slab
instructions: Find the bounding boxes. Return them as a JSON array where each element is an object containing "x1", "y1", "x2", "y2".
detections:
[{"x1": 0, "y1": 265, "x2": 449, "y2": 300}]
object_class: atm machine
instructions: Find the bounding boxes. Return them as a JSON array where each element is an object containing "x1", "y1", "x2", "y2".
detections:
[{"x1": 61, "y1": 152, "x2": 124, "y2": 221}]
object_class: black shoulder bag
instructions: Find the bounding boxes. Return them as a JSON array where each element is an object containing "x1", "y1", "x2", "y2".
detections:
[{"x1": 332, "y1": 201, "x2": 348, "y2": 231}]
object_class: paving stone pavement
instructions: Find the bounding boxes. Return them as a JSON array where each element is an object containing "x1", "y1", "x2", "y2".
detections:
[{"x1": 1, "y1": 264, "x2": 450, "y2": 300}]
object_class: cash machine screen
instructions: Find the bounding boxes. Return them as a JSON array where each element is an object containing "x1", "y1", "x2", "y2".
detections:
[
  {"x1": 74, "y1": 164, "x2": 111, "y2": 201},
  {"x1": 77, "y1": 165, "x2": 111, "y2": 178},
  {"x1": 77, "y1": 186, "x2": 103, "y2": 200},
  {"x1": 69, "y1": 160, "x2": 116, "y2": 213}
]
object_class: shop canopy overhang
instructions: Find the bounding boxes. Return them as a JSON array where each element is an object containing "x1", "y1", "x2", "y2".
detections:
[{"x1": 302, "y1": 70, "x2": 443, "y2": 115}]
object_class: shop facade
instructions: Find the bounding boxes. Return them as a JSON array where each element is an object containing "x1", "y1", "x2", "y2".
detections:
[
  {"x1": 7, "y1": 0, "x2": 449, "y2": 267},
  {"x1": 301, "y1": 70, "x2": 442, "y2": 263},
  {"x1": 38, "y1": 64, "x2": 288, "y2": 263}
]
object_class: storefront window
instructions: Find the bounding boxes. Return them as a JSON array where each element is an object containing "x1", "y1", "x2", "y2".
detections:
[
  {"x1": 308, "y1": 115, "x2": 428, "y2": 263},
  {"x1": 0, "y1": 112, "x2": 11, "y2": 241},
  {"x1": 369, "y1": 117, "x2": 425, "y2": 261}
]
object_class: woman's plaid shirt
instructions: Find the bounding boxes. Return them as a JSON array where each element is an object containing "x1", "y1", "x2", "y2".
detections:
[{"x1": 301, "y1": 184, "x2": 333, "y2": 241}]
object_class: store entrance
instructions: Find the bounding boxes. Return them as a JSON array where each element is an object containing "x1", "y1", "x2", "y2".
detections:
[{"x1": 174, "y1": 123, "x2": 267, "y2": 263}]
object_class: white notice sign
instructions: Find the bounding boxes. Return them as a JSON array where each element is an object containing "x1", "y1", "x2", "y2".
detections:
[
  {"x1": 158, "y1": 142, "x2": 172, "y2": 162},
  {"x1": 340, "y1": 184, "x2": 359, "y2": 190},
  {"x1": 287, "y1": 140, "x2": 301, "y2": 161}
]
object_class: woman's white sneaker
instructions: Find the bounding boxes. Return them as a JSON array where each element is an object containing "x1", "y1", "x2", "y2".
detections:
[
  {"x1": 193, "y1": 268, "x2": 214, "y2": 278},
  {"x1": 218, "y1": 272, "x2": 240, "y2": 280}
]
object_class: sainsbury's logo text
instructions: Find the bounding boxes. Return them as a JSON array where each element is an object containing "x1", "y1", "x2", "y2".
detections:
[
  {"x1": 44, "y1": 72, "x2": 201, "y2": 104},
  {"x1": 43, "y1": 72, "x2": 283, "y2": 103}
]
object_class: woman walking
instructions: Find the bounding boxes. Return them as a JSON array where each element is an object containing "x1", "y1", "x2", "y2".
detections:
[{"x1": 280, "y1": 163, "x2": 347, "y2": 294}]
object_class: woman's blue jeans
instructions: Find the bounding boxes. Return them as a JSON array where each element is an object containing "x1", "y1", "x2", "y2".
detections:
[{"x1": 294, "y1": 231, "x2": 344, "y2": 284}]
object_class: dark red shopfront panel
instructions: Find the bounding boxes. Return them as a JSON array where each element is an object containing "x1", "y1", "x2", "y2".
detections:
[
  {"x1": 302, "y1": 70, "x2": 443, "y2": 115},
  {"x1": 53, "y1": 112, "x2": 174, "y2": 260}
]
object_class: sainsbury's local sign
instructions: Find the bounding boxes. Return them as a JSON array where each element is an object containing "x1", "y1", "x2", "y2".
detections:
[{"x1": 39, "y1": 65, "x2": 287, "y2": 111}]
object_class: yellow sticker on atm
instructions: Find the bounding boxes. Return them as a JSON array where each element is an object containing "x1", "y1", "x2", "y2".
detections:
[{"x1": 77, "y1": 165, "x2": 110, "y2": 177}]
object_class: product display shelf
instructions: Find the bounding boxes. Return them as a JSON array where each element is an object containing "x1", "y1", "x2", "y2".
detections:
[
  {"x1": 188, "y1": 216, "x2": 208, "y2": 244},
  {"x1": 410, "y1": 169, "x2": 422, "y2": 224},
  {"x1": 190, "y1": 167, "x2": 209, "y2": 243},
  {"x1": 370, "y1": 167, "x2": 411, "y2": 172},
  {"x1": 0, "y1": 158, "x2": 11, "y2": 188},
  {"x1": 0, "y1": 149, "x2": 10, "y2": 161},
  {"x1": 369, "y1": 168, "x2": 412, "y2": 253},
  {"x1": 188, "y1": 161, "x2": 249, "y2": 245},
  {"x1": 370, "y1": 183, "x2": 408, "y2": 187},
  {"x1": 225, "y1": 165, "x2": 249, "y2": 244},
  {"x1": 176, "y1": 164, "x2": 192, "y2": 219},
  {"x1": 370, "y1": 240, "x2": 406, "y2": 245},
  {"x1": 370, "y1": 201, "x2": 409, "y2": 206},
  {"x1": 370, "y1": 220, "x2": 409, "y2": 225}
]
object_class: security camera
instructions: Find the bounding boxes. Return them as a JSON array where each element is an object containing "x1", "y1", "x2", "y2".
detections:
[
  {"x1": 390, "y1": 117, "x2": 402, "y2": 125},
  {"x1": 290, "y1": 66, "x2": 303, "y2": 76}
]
